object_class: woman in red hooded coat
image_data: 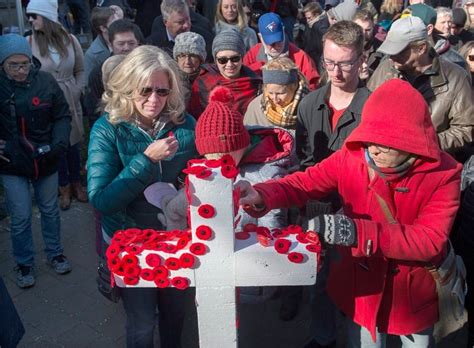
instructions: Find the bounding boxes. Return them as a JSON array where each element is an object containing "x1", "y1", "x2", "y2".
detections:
[{"x1": 238, "y1": 79, "x2": 462, "y2": 346}]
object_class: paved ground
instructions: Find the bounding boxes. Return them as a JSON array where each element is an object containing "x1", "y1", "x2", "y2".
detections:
[{"x1": 0, "y1": 200, "x2": 469, "y2": 347}]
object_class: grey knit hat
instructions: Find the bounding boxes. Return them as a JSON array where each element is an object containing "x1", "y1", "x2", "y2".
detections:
[
  {"x1": 26, "y1": 0, "x2": 59, "y2": 23},
  {"x1": 0, "y1": 34, "x2": 32, "y2": 64},
  {"x1": 211, "y1": 29, "x2": 245, "y2": 58},
  {"x1": 173, "y1": 32, "x2": 207, "y2": 62},
  {"x1": 329, "y1": 0, "x2": 358, "y2": 21}
]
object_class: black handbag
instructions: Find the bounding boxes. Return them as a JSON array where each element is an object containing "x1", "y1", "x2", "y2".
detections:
[{"x1": 97, "y1": 258, "x2": 121, "y2": 303}]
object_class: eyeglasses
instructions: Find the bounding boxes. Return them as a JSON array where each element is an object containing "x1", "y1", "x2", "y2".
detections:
[
  {"x1": 5, "y1": 62, "x2": 32, "y2": 71},
  {"x1": 468, "y1": 55, "x2": 474, "y2": 62},
  {"x1": 322, "y1": 55, "x2": 360, "y2": 72},
  {"x1": 216, "y1": 55, "x2": 241, "y2": 65},
  {"x1": 366, "y1": 143, "x2": 391, "y2": 153},
  {"x1": 139, "y1": 87, "x2": 171, "y2": 97},
  {"x1": 177, "y1": 53, "x2": 201, "y2": 61},
  {"x1": 26, "y1": 13, "x2": 37, "y2": 20}
]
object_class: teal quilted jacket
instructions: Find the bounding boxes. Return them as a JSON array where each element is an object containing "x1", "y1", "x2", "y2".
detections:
[{"x1": 87, "y1": 113, "x2": 197, "y2": 240}]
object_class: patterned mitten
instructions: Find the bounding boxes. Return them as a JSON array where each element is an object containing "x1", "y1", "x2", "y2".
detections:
[{"x1": 312, "y1": 214, "x2": 357, "y2": 247}]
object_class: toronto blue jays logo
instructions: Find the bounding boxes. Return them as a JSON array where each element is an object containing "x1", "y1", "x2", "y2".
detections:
[{"x1": 265, "y1": 21, "x2": 278, "y2": 32}]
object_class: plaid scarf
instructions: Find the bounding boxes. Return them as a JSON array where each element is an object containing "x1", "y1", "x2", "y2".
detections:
[{"x1": 261, "y1": 77, "x2": 309, "y2": 128}]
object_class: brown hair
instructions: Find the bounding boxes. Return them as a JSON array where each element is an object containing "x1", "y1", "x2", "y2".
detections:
[
  {"x1": 91, "y1": 6, "x2": 115, "y2": 34},
  {"x1": 323, "y1": 20, "x2": 364, "y2": 56},
  {"x1": 303, "y1": 2, "x2": 322, "y2": 17},
  {"x1": 32, "y1": 16, "x2": 71, "y2": 58}
]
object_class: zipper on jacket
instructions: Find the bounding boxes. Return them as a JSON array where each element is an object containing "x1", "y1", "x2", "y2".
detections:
[{"x1": 20, "y1": 117, "x2": 39, "y2": 179}]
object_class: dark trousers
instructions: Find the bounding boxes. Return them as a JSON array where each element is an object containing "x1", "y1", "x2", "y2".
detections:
[
  {"x1": 66, "y1": 0, "x2": 91, "y2": 34},
  {"x1": 121, "y1": 287, "x2": 194, "y2": 348},
  {"x1": 58, "y1": 143, "x2": 81, "y2": 187},
  {"x1": 0, "y1": 276, "x2": 25, "y2": 347}
]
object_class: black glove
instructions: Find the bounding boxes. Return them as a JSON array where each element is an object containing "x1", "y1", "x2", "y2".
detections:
[{"x1": 312, "y1": 214, "x2": 357, "y2": 247}]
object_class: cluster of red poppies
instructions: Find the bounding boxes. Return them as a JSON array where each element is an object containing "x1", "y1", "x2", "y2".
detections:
[
  {"x1": 236, "y1": 223, "x2": 322, "y2": 265},
  {"x1": 106, "y1": 228, "x2": 209, "y2": 289},
  {"x1": 183, "y1": 155, "x2": 239, "y2": 180}
]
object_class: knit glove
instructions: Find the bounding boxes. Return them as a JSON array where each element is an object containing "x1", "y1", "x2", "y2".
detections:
[
  {"x1": 157, "y1": 189, "x2": 188, "y2": 231},
  {"x1": 311, "y1": 214, "x2": 357, "y2": 247}
]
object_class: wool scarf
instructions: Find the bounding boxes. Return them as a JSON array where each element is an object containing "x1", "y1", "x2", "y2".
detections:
[
  {"x1": 261, "y1": 76, "x2": 309, "y2": 128},
  {"x1": 365, "y1": 149, "x2": 416, "y2": 181}
]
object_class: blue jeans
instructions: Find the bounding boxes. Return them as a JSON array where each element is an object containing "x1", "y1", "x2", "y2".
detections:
[
  {"x1": 121, "y1": 287, "x2": 195, "y2": 348},
  {"x1": 58, "y1": 143, "x2": 81, "y2": 186},
  {"x1": 1, "y1": 173, "x2": 63, "y2": 266},
  {"x1": 309, "y1": 252, "x2": 338, "y2": 345},
  {"x1": 346, "y1": 318, "x2": 434, "y2": 347}
]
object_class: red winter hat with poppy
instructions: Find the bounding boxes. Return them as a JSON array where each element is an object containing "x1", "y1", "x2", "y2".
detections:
[{"x1": 195, "y1": 87, "x2": 250, "y2": 155}]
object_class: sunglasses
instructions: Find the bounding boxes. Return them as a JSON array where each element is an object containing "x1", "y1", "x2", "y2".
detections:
[
  {"x1": 468, "y1": 55, "x2": 474, "y2": 62},
  {"x1": 139, "y1": 87, "x2": 171, "y2": 97},
  {"x1": 26, "y1": 13, "x2": 37, "y2": 20},
  {"x1": 216, "y1": 55, "x2": 241, "y2": 65}
]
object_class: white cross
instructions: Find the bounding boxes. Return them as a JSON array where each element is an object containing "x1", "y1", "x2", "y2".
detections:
[{"x1": 112, "y1": 162, "x2": 317, "y2": 347}]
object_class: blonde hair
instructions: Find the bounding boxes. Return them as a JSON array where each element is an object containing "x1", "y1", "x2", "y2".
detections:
[
  {"x1": 101, "y1": 54, "x2": 126, "y2": 86},
  {"x1": 103, "y1": 45, "x2": 185, "y2": 125},
  {"x1": 215, "y1": 0, "x2": 249, "y2": 32},
  {"x1": 380, "y1": 0, "x2": 403, "y2": 17}
]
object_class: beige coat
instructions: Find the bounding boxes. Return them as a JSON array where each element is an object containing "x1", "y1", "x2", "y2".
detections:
[
  {"x1": 28, "y1": 34, "x2": 85, "y2": 146},
  {"x1": 368, "y1": 54, "x2": 473, "y2": 154},
  {"x1": 244, "y1": 94, "x2": 273, "y2": 128}
]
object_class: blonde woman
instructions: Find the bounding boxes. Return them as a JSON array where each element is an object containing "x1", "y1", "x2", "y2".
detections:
[
  {"x1": 378, "y1": 0, "x2": 403, "y2": 30},
  {"x1": 244, "y1": 57, "x2": 309, "y2": 133},
  {"x1": 87, "y1": 45, "x2": 197, "y2": 347},
  {"x1": 215, "y1": 0, "x2": 258, "y2": 52},
  {"x1": 26, "y1": 0, "x2": 87, "y2": 210}
]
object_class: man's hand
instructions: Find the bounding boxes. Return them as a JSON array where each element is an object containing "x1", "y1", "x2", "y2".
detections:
[{"x1": 235, "y1": 180, "x2": 264, "y2": 209}]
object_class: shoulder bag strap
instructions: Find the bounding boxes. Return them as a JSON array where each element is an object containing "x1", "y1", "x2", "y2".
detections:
[
  {"x1": 368, "y1": 167, "x2": 449, "y2": 281},
  {"x1": 368, "y1": 167, "x2": 397, "y2": 224}
]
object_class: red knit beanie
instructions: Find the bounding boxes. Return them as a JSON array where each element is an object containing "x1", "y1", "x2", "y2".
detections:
[{"x1": 195, "y1": 87, "x2": 250, "y2": 155}]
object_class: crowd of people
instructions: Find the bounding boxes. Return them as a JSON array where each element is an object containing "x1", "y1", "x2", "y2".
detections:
[{"x1": 0, "y1": 0, "x2": 473, "y2": 347}]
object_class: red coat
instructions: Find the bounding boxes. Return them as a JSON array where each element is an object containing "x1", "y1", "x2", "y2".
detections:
[
  {"x1": 243, "y1": 42, "x2": 320, "y2": 90},
  {"x1": 250, "y1": 80, "x2": 462, "y2": 339}
]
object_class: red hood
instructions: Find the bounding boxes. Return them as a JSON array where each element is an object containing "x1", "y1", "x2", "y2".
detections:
[
  {"x1": 240, "y1": 126, "x2": 294, "y2": 165},
  {"x1": 345, "y1": 79, "x2": 441, "y2": 165}
]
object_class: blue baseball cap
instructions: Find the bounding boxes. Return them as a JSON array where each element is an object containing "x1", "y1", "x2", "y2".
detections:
[{"x1": 258, "y1": 13, "x2": 284, "y2": 45}]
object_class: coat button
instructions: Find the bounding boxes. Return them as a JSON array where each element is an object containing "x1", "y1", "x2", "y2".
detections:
[{"x1": 391, "y1": 267, "x2": 400, "y2": 275}]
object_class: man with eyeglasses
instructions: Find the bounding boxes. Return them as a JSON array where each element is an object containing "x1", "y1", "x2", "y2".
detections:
[
  {"x1": 368, "y1": 16, "x2": 473, "y2": 157},
  {"x1": 295, "y1": 20, "x2": 370, "y2": 348},
  {"x1": 243, "y1": 12, "x2": 320, "y2": 90},
  {"x1": 0, "y1": 34, "x2": 72, "y2": 289},
  {"x1": 84, "y1": 19, "x2": 144, "y2": 127}
]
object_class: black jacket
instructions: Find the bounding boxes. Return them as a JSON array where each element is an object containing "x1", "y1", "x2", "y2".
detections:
[
  {"x1": 147, "y1": 13, "x2": 214, "y2": 62},
  {"x1": 0, "y1": 62, "x2": 71, "y2": 178},
  {"x1": 296, "y1": 82, "x2": 370, "y2": 169}
]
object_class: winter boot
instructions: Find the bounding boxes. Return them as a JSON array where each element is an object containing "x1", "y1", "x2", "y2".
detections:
[
  {"x1": 59, "y1": 184, "x2": 71, "y2": 210},
  {"x1": 71, "y1": 182, "x2": 88, "y2": 203}
]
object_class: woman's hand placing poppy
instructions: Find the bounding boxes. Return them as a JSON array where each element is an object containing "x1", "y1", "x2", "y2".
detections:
[{"x1": 144, "y1": 136, "x2": 178, "y2": 162}]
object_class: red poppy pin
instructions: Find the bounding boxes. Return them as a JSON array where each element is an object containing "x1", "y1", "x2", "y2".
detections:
[
  {"x1": 195, "y1": 225, "x2": 212, "y2": 240},
  {"x1": 198, "y1": 204, "x2": 215, "y2": 219}
]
